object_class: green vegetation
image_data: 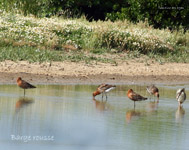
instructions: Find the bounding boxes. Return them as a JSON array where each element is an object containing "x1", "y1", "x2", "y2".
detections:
[
  {"x1": 0, "y1": 45, "x2": 117, "y2": 64},
  {"x1": 0, "y1": 0, "x2": 188, "y2": 30},
  {"x1": 106, "y1": 0, "x2": 188, "y2": 30},
  {"x1": 0, "y1": 11, "x2": 188, "y2": 63}
]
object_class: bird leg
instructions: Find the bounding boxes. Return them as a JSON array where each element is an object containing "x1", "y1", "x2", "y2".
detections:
[
  {"x1": 146, "y1": 90, "x2": 151, "y2": 100},
  {"x1": 101, "y1": 93, "x2": 104, "y2": 100},
  {"x1": 153, "y1": 95, "x2": 155, "y2": 101},
  {"x1": 24, "y1": 89, "x2": 25, "y2": 97},
  {"x1": 149, "y1": 94, "x2": 152, "y2": 101},
  {"x1": 105, "y1": 93, "x2": 108, "y2": 100}
]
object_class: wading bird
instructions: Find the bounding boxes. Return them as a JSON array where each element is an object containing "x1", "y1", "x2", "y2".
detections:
[
  {"x1": 146, "y1": 85, "x2": 159, "y2": 101},
  {"x1": 176, "y1": 88, "x2": 186, "y2": 106},
  {"x1": 127, "y1": 89, "x2": 147, "y2": 108},
  {"x1": 17, "y1": 77, "x2": 36, "y2": 96},
  {"x1": 93, "y1": 84, "x2": 116, "y2": 100}
]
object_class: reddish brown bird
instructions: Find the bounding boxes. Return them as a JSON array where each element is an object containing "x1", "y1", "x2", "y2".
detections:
[
  {"x1": 127, "y1": 89, "x2": 147, "y2": 108},
  {"x1": 93, "y1": 84, "x2": 116, "y2": 100},
  {"x1": 17, "y1": 77, "x2": 36, "y2": 96},
  {"x1": 146, "y1": 85, "x2": 159, "y2": 101}
]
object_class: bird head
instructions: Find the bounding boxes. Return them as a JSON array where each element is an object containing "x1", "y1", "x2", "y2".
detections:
[
  {"x1": 127, "y1": 89, "x2": 133, "y2": 93},
  {"x1": 93, "y1": 91, "x2": 101, "y2": 99},
  {"x1": 176, "y1": 88, "x2": 185, "y2": 95},
  {"x1": 17, "y1": 77, "x2": 22, "y2": 82},
  {"x1": 181, "y1": 88, "x2": 185, "y2": 92}
]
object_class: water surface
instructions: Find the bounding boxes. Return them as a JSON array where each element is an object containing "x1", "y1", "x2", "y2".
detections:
[{"x1": 0, "y1": 84, "x2": 189, "y2": 150}]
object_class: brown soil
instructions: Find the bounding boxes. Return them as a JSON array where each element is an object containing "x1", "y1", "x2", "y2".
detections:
[{"x1": 0, "y1": 60, "x2": 189, "y2": 85}]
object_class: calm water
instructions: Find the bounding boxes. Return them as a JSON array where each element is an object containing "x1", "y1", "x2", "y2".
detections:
[{"x1": 0, "y1": 84, "x2": 189, "y2": 150}]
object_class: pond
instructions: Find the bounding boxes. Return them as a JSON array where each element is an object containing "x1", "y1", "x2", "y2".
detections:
[{"x1": 0, "y1": 84, "x2": 189, "y2": 150}]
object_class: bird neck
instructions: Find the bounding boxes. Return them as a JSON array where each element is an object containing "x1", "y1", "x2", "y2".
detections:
[
  {"x1": 17, "y1": 78, "x2": 21, "y2": 84},
  {"x1": 155, "y1": 92, "x2": 159, "y2": 97}
]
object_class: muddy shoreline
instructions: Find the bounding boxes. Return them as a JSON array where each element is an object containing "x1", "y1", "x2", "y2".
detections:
[
  {"x1": 0, "y1": 60, "x2": 189, "y2": 85},
  {"x1": 0, "y1": 72, "x2": 189, "y2": 85}
]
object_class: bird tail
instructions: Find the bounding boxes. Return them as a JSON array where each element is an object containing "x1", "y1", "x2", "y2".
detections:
[
  {"x1": 29, "y1": 84, "x2": 36, "y2": 88},
  {"x1": 142, "y1": 97, "x2": 148, "y2": 100}
]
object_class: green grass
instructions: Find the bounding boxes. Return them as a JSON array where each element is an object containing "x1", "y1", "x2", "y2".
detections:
[
  {"x1": 0, "y1": 44, "x2": 188, "y2": 64},
  {"x1": 148, "y1": 49, "x2": 189, "y2": 63},
  {"x1": 0, "y1": 45, "x2": 117, "y2": 64}
]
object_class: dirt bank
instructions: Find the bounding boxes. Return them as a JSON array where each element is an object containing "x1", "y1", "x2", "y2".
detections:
[{"x1": 0, "y1": 60, "x2": 189, "y2": 85}]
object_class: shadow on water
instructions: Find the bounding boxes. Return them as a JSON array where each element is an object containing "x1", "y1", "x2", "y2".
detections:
[
  {"x1": 15, "y1": 97, "x2": 34, "y2": 111},
  {"x1": 93, "y1": 99, "x2": 112, "y2": 112},
  {"x1": 126, "y1": 101, "x2": 160, "y2": 124},
  {"x1": 126, "y1": 109, "x2": 143, "y2": 123},
  {"x1": 146, "y1": 101, "x2": 159, "y2": 113},
  {"x1": 12, "y1": 97, "x2": 35, "y2": 136},
  {"x1": 175, "y1": 106, "x2": 185, "y2": 123}
]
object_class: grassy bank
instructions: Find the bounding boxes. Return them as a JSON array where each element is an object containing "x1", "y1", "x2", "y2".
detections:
[
  {"x1": 0, "y1": 45, "x2": 118, "y2": 64},
  {"x1": 0, "y1": 11, "x2": 188, "y2": 63}
]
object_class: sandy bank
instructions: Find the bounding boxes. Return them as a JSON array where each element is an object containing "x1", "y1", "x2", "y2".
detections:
[{"x1": 0, "y1": 60, "x2": 189, "y2": 85}]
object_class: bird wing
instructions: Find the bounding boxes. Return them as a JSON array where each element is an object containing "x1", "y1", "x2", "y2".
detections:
[
  {"x1": 184, "y1": 92, "x2": 186, "y2": 100},
  {"x1": 97, "y1": 83, "x2": 106, "y2": 89},
  {"x1": 99, "y1": 84, "x2": 116, "y2": 92},
  {"x1": 176, "y1": 89, "x2": 182, "y2": 100},
  {"x1": 97, "y1": 84, "x2": 108, "y2": 91},
  {"x1": 176, "y1": 92, "x2": 180, "y2": 100},
  {"x1": 22, "y1": 80, "x2": 36, "y2": 89},
  {"x1": 132, "y1": 92, "x2": 147, "y2": 101}
]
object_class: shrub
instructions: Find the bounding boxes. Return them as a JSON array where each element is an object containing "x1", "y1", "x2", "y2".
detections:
[{"x1": 106, "y1": 0, "x2": 189, "y2": 30}]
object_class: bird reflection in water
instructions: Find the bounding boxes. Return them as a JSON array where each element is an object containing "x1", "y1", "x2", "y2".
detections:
[
  {"x1": 146, "y1": 101, "x2": 159, "y2": 113},
  {"x1": 13, "y1": 97, "x2": 34, "y2": 135},
  {"x1": 15, "y1": 97, "x2": 34, "y2": 110},
  {"x1": 126, "y1": 109, "x2": 142, "y2": 123},
  {"x1": 93, "y1": 99, "x2": 111, "y2": 112},
  {"x1": 175, "y1": 106, "x2": 185, "y2": 123}
]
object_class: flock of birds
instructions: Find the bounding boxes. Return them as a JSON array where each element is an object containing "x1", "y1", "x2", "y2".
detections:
[
  {"x1": 92, "y1": 84, "x2": 186, "y2": 109},
  {"x1": 17, "y1": 77, "x2": 186, "y2": 109}
]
